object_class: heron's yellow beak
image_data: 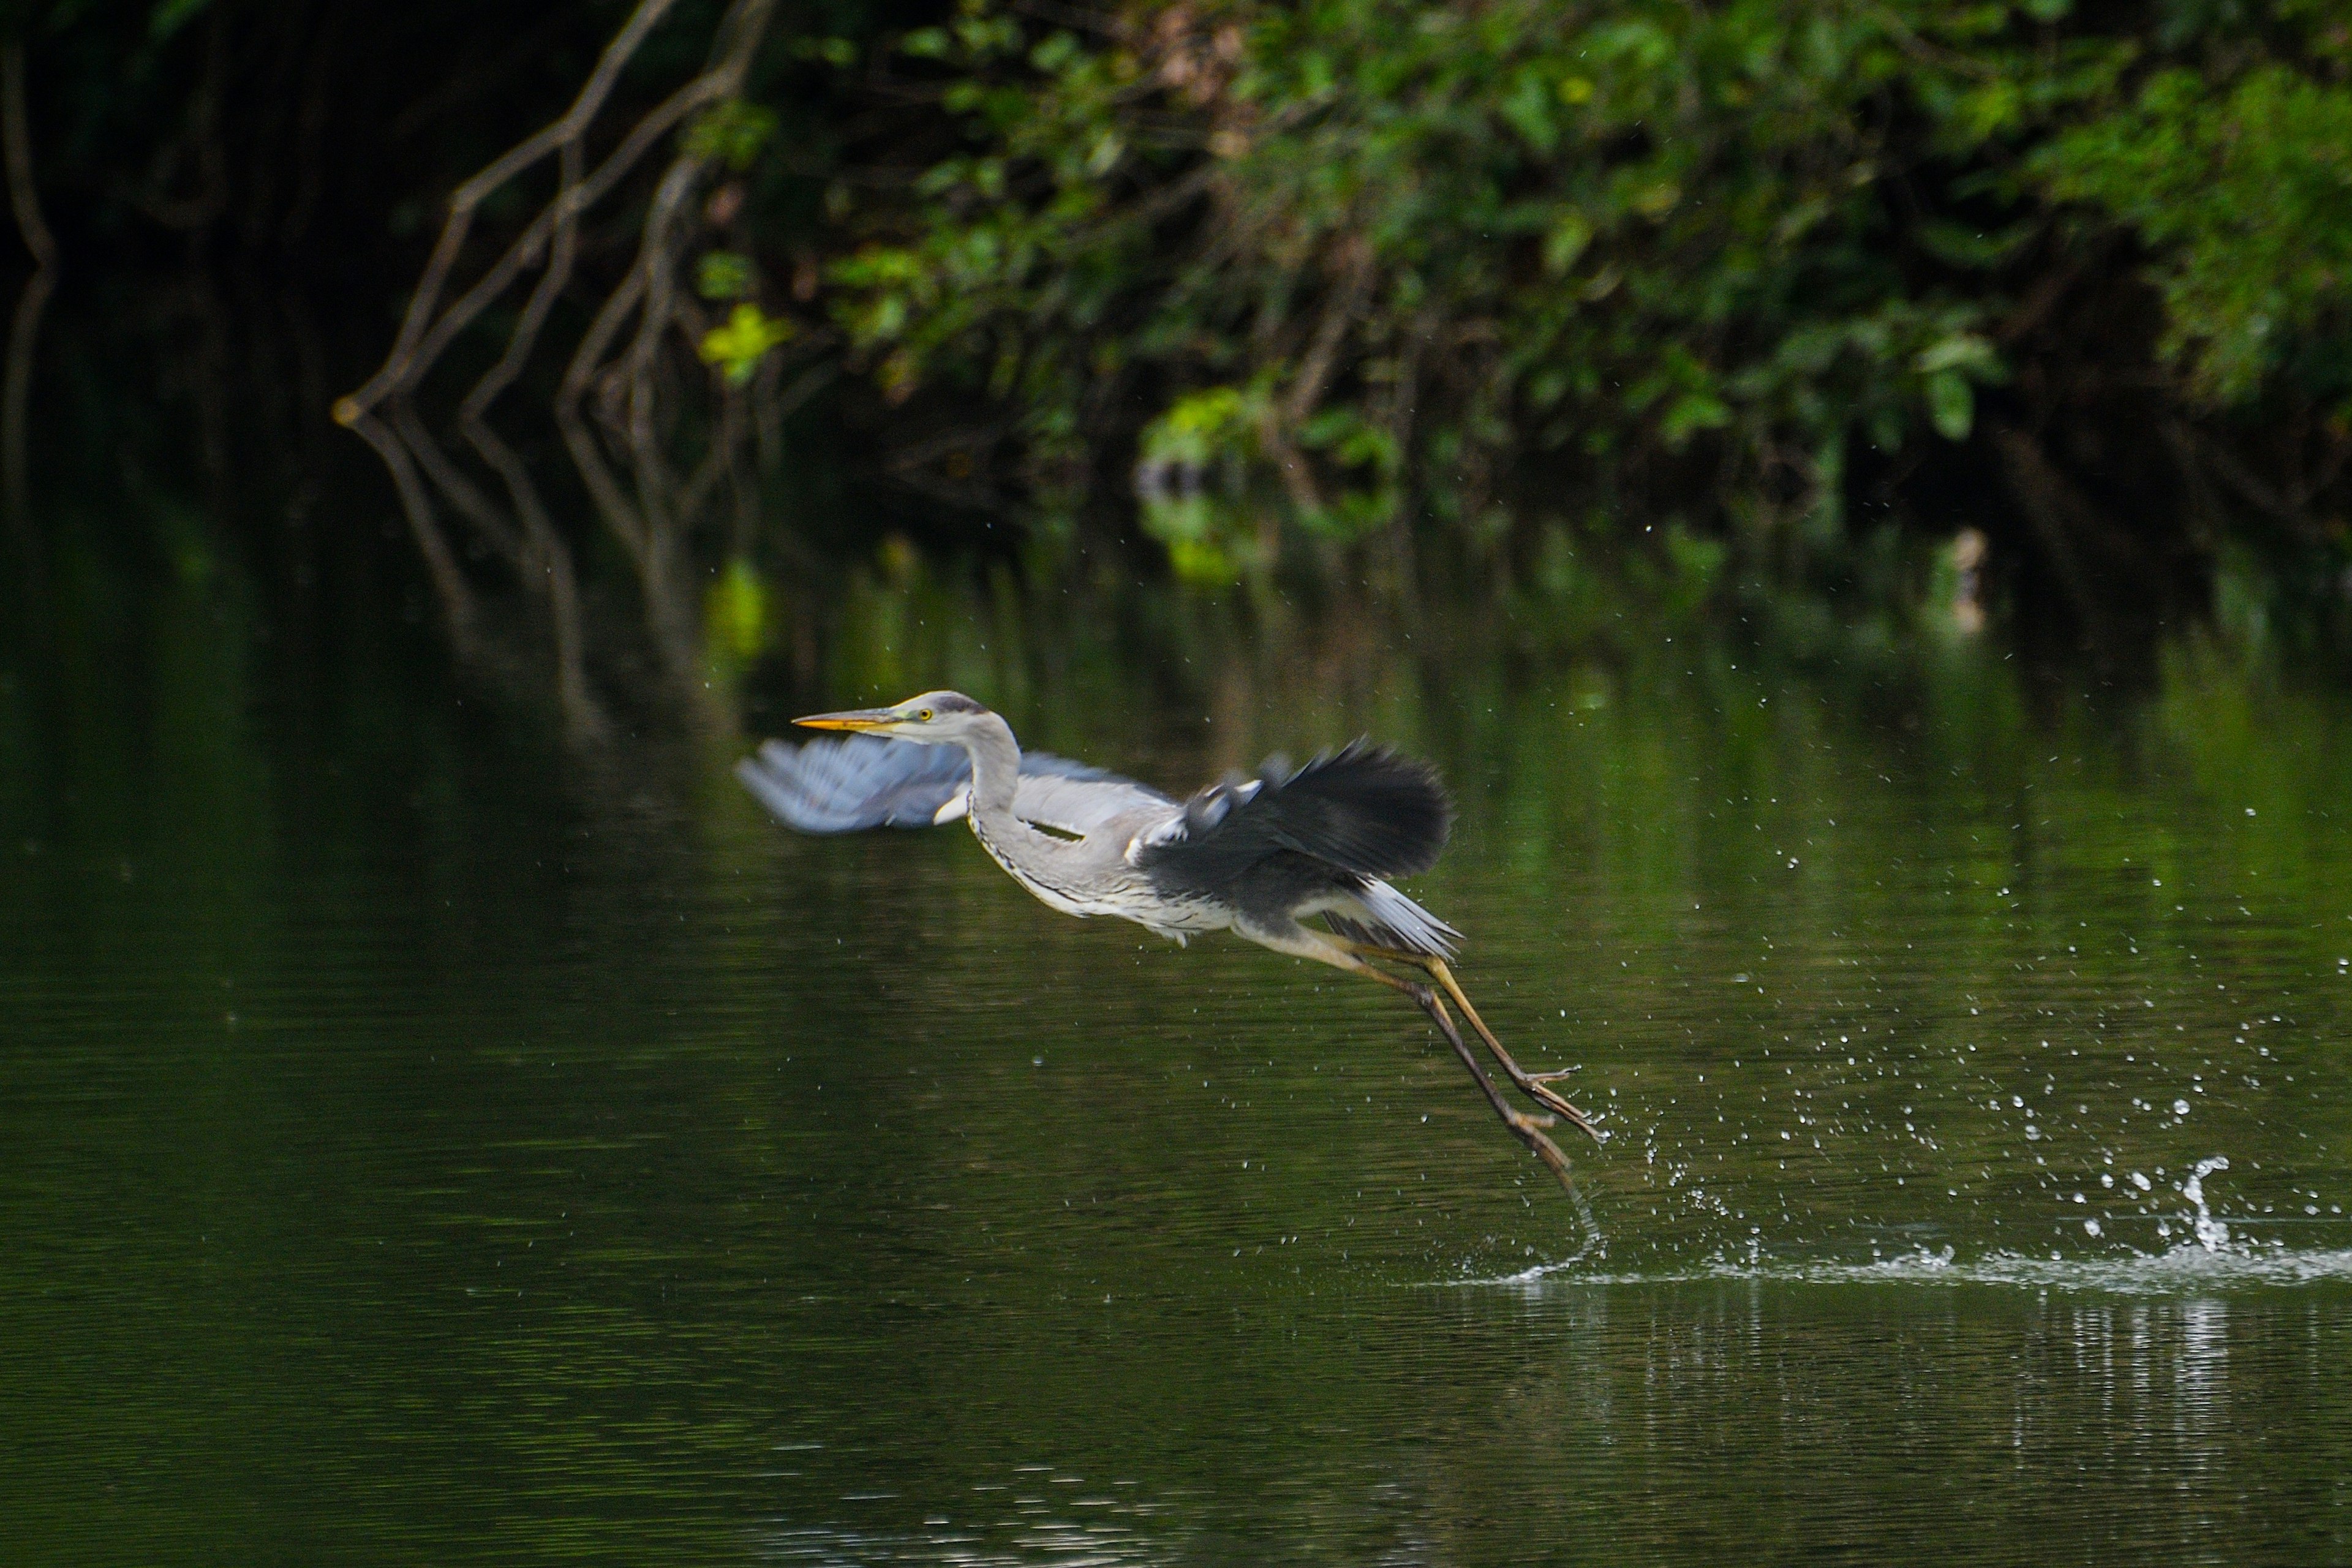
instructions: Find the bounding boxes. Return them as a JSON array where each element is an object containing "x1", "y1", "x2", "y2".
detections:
[{"x1": 793, "y1": 707, "x2": 900, "y2": 731}]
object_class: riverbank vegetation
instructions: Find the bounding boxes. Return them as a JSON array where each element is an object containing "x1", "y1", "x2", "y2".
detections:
[{"x1": 6, "y1": 1, "x2": 2351, "y2": 728}]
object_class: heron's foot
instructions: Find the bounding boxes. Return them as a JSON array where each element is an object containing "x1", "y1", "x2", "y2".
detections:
[
  {"x1": 1521, "y1": 1074, "x2": 1603, "y2": 1142},
  {"x1": 1545, "y1": 1098, "x2": 1604, "y2": 1144}
]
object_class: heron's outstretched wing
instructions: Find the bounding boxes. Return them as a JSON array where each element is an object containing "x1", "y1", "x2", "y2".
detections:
[
  {"x1": 737, "y1": 735, "x2": 967, "y2": 831},
  {"x1": 1133, "y1": 741, "x2": 1452, "y2": 889},
  {"x1": 736, "y1": 734, "x2": 1172, "y2": 835},
  {"x1": 998, "y1": 758, "x2": 1175, "y2": 836}
]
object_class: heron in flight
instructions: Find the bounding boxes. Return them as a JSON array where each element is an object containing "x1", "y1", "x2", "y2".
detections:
[{"x1": 737, "y1": 691, "x2": 1599, "y2": 1184}]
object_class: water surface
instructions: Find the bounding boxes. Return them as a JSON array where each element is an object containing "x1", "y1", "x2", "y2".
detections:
[{"x1": 6, "y1": 562, "x2": 2352, "y2": 1563}]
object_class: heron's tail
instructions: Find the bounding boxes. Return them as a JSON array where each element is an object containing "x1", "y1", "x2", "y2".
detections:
[{"x1": 1326, "y1": 878, "x2": 1461, "y2": 957}]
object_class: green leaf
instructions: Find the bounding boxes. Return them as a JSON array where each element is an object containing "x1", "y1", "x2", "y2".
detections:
[
  {"x1": 1915, "y1": 334, "x2": 1996, "y2": 376},
  {"x1": 1927, "y1": 370, "x2": 1975, "y2": 441},
  {"x1": 1660, "y1": 392, "x2": 1732, "y2": 447},
  {"x1": 1501, "y1": 69, "x2": 1559, "y2": 153},
  {"x1": 1543, "y1": 213, "x2": 1594, "y2": 275},
  {"x1": 1141, "y1": 386, "x2": 1259, "y2": 467},
  {"x1": 699, "y1": 304, "x2": 795, "y2": 385}
]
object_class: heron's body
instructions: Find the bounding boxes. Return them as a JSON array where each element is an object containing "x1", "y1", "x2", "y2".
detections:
[{"x1": 738, "y1": 690, "x2": 1598, "y2": 1183}]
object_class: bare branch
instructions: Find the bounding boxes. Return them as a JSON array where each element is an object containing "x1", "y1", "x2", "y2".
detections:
[
  {"x1": 338, "y1": 0, "x2": 681, "y2": 421},
  {"x1": 340, "y1": 0, "x2": 781, "y2": 731}
]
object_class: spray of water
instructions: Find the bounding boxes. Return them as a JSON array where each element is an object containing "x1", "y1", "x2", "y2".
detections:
[
  {"x1": 1441, "y1": 1151, "x2": 2319, "y2": 1291},
  {"x1": 2182, "y1": 1156, "x2": 2231, "y2": 1253}
]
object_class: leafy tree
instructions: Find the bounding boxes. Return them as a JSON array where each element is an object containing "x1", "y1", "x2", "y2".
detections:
[{"x1": 824, "y1": 0, "x2": 2352, "y2": 586}]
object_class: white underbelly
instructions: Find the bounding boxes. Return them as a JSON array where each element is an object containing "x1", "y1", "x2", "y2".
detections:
[{"x1": 968, "y1": 820, "x2": 1227, "y2": 937}]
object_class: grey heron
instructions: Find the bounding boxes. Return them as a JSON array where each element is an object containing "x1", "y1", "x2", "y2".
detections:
[{"x1": 737, "y1": 690, "x2": 1599, "y2": 1185}]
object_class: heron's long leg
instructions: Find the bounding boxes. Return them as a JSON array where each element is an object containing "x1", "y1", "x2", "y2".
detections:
[
  {"x1": 1423, "y1": 958, "x2": 1601, "y2": 1142},
  {"x1": 1241, "y1": 925, "x2": 1575, "y2": 1187},
  {"x1": 1408, "y1": 982, "x2": 1578, "y2": 1191},
  {"x1": 1334, "y1": 941, "x2": 1602, "y2": 1142}
]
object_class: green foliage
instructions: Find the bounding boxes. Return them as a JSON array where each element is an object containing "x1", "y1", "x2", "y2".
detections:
[
  {"x1": 28, "y1": 0, "x2": 2352, "y2": 602},
  {"x1": 1135, "y1": 383, "x2": 1268, "y2": 579},
  {"x1": 2038, "y1": 61, "x2": 2352, "y2": 407},
  {"x1": 1918, "y1": 333, "x2": 2000, "y2": 442},
  {"x1": 684, "y1": 99, "x2": 780, "y2": 172},
  {"x1": 705, "y1": 556, "x2": 770, "y2": 662},
  {"x1": 699, "y1": 302, "x2": 794, "y2": 384},
  {"x1": 818, "y1": 0, "x2": 2352, "y2": 570}
]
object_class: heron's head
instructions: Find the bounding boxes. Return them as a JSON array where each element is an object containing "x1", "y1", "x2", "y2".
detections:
[{"x1": 793, "y1": 690, "x2": 993, "y2": 745}]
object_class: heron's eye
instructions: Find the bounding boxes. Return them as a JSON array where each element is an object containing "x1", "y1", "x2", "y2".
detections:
[{"x1": 916, "y1": 708, "x2": 934, "y2": 722}]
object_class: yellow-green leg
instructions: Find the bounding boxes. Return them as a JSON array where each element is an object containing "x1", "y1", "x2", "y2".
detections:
[
  {"x1": 1256, "y1": 927, "x2": 1579, "y2": 1188},
  {"x1": 1424, "y1": 957, "x2": 1602, "y2": 1142},
  {"x1": 1339, "y1": 942, "x2": 1602, "y2": 1143},
  {"x1": 1408, "y1": 981, "x2": 1578, "y2": 1189}
]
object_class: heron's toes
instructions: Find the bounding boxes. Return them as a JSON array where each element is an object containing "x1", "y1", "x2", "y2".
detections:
[
  {"x1": 1531, "y1": 1085, "x2": 1602, "y2": 1137},
  {"x1": 1523, "y1": 1079, "x2": 1574, "y2": 1112},
  {"x1": 1518, "y1": 1073, "x2": 1604, "y2": 1143},
  {"x1": 1525, "y1": 1080, "x2": 1593, "y2": 1124}
]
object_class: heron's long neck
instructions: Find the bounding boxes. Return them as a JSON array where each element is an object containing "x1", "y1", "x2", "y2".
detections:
[
  {"x1": 960, "y1": 711, "x2": 1023, "y2": 821},
  {"x1": 958, "y1": 714, "x2": 1080, "y2": 889}
]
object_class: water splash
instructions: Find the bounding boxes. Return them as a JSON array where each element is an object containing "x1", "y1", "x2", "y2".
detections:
[
  {"x1": 1443, "y1": 1242, "x2": 2352, "y2": 1295},
  {"x1": 1562, "y1": 1167, "x2": 1604, "y2": 1259},
  {"x1": 1440, "y1": 1156, "x2": 2352, "y2": 1294},
  {"x1": 2182, "y1": 1155, "x2": 2231, "y2": 1251}
]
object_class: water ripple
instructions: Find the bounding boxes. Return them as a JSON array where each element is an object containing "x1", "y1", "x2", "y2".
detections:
[{"x1": 1455, "y1": 1240, "x2": 2352, "y2": 1294}]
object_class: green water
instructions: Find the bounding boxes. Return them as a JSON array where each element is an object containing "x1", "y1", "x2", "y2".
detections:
[{"x1": 6, "y1": 551, "x2": 2352, "y2": 1563}]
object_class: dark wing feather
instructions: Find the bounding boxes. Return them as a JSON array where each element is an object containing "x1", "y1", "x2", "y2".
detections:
[
  {"x1": 736, "y1": 734, "x2": 1169, "y2": 835},
  {"x1": 1135, "y1": 741, "x2": 1452, "y2": 891}
]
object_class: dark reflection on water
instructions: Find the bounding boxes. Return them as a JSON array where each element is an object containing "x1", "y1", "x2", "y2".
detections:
[
  {"x1": 752, "y1": 1286, "x2": 2351, "y2": 1565},
  {"x1": 6, "y1": 555, "x2": 2352, "y2": 1562}
]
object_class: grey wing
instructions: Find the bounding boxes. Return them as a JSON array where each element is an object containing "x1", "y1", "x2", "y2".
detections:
[
  {"x1": 736, "y1": 734, "x2": 969, "y2": 831},
  {"x1": 1008, "y1": 753, "x2": 1177, "y2": 835},
  {"x1": 737, "y1": 734, "x2": 1174, "y2": 835}
]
